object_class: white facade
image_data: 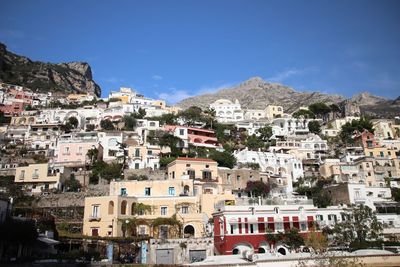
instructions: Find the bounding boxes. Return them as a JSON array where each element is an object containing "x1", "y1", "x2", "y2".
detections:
[
  {"x1": 234, "y1": 149, "x2": 304, "y2": 193},
  {"x1": 210, "y1": 99, "x2": 244, "y2": 123},
  {"x1": 98, "y1": 132, "x2": 124, "y2": 162},
  {"x1": 271, "y1": 118, "x2": 317, "y2": 137}
]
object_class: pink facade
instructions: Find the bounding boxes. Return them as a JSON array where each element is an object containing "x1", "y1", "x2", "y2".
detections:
[
  {"x1": 0, "y1": 101, "x2": 24, "y2": 117},
  {"x1": 187, "y1": 127, "x2": 218, "y2": 146},
  {"x1": 8, "y1": 88, "x2": 34, "y2": 104},
  {"x1": 355, "y1": 130, "x2": 378, "y2": 148},
  {"x1": 57, "y1": 141, "x2": 98, "y2": 165},
  {"x1": 165, "y1": 125, "x2": 219, "y2": 147}
]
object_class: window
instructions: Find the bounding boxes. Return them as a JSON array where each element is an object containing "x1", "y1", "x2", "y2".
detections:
[
  {"x1": 179, "y1": 129, "x2": 185, "y2": 135},
  {"x1": 237, "y1": 175, "x2": 240, "y2": 181},
  {"x1": 147, "y1": 150, "x2": 152, "y2": 155},
  {"x1": 78, "y1": 146, "x2": 83, "y2": 154},
  {"x1": 161, "y1": 206, "x2": 168, "y2": 216},
  {"x1": 64, "y1": 147, "x2": 70, "y2": 154},
  {"x1": 19, "y1": 170, "x2": 25, "y2": 180},
  {"x1": 92, "y1": 205, "x2": 100, "y2": 218},
  {"x1": 120, "y1": 188, "x2": 127, "y2": 196},
  {"x1": 91, "y1": 228, "x2": 99, "y2": 236},
  {"x1": 32, "y1": 169, "x2": 39, "y2": 179},
  {"x1": 145, "y1": 187, "x2": 151, "y2": 196},
  {"x1": 135, "y1": 148, "x2": 140, "y2": 157},
  {"x1": 172, "y1": 171, "x2": 175, "y2": 179},
  {"x1": 139, "y1": 226, "x2": 146, "y2": 235},
  {"x1": 250, "y1": 224, "x2": 254, "y2": 233},
  {"x1": 274, "y1": 207, "x2": 279, "y2": 214},
  {"x1": 168, "y1": 187, "x2": 175, "y2": 196},
  {"x1": 202, "y1": 171, "x2": 212, "y2": 180},
  {"x1": 316, "y1": 215, "x2": 323, "y2": 221},
  {"x1": 206, "y1": 164, "x2": 209, "y2": 168},
  {"x1": 380, "y1": 151, "x2": 384, "y2": 157},
  {"x1": 135, "y1": 163, "x2": 140, "y2": 169},
  {"x1": 181, "y1": 206, "x2": 189, "y2": 214},
  {"x1": 188, "y1": 170, "x2": 195, "y2": 179},
  {"x1": 121, "y1": 201, "x2": 127, "y2": 215}
]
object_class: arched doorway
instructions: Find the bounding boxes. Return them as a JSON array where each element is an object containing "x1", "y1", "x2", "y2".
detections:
[{"x1": 184, "y1": 225, "x2": 195, "y2": 238}]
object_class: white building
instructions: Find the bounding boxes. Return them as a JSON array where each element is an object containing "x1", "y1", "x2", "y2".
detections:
[
  {"x1": 210, "y1": 99, "x2": 244, "y2": 123},
  {"x1": 271, "y1": 134, "x2": 329, "y2": 161},
  {"x1": 98, "y1": 131, "x2": 124, "y2": 162},
  {"x1": 234, "y1": 149, "x2": 304, "y2": 193},
  {"x1": 271, "y1": 117, "x2": 317, "y2": 138}
]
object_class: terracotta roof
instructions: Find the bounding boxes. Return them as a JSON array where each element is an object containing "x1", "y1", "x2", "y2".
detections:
[{"x1": 175, "y1": 157, "x2": 216, "y2": 163}]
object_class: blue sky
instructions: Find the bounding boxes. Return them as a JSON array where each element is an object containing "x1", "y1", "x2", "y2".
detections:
[{"x1": 1, "y1": 0, "x2": 400, "y2": 103}]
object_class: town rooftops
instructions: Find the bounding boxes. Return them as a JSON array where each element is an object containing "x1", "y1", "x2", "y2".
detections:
[{"x1": 175, "y1": 157, "x2": 217, "y2": 163}]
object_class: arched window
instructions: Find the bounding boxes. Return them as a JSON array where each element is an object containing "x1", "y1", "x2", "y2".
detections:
[
  {"x1": 121, "y1": 200, "x2": 127, "y2": 215},
  {"x1": 108, "y1": 201, "x2": 114, "y2": 215}
]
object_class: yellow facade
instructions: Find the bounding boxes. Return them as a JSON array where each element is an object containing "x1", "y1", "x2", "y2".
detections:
[
  {"x1": 14, "y1": 163, "x2": 62, "y2": 193},
  {"x1": 167, "y1": 158, "x2": 218, "y2": 180},
  {"x1": 364, "y1": 147, "x2": 397, "y2": 159},
  {"x1": 83, "y1": 158, "x2": 235, "y2": 239},
  {"x1": 265, "y1": 105, "x2": 283, "y2": 119}
]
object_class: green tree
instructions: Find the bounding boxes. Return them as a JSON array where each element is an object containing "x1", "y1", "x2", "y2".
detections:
[
  {"x1": 329, "y1": 205, "x2": 382, "y2": 247},
  {"x1": 282, "y1": 228, "x2": 305, "y2": 251},
  {"x1": 86, "y1": 124, "x2": 95, "y2": 131},
  {"x1": 209, "y1": 150, "x2": 236, "y2": 169},
  {"x1": 245, "y1": 180, "x2": 270, "y2": 197},
  {"x1": 257, "y1": 126, "x2": 273, "y2": 141},
  {"x1": 100, "y1": 119, "x2": 115, "y2": 131},
  {"x1": 245, "y1": 134, "x2": 265, "y2": 150},
  {"x1": 309, "y1": 102, "x2": 332, "y2": 118},
  {"x1": 292, "y1": 109, "x2": 316, "y2": 119},
  {"x1": 178, "y1": 106, "x2": 205, "y2": 126},
  {"x1": 68, "y1": 116, "x2": 79, "y2": 128},
  {"x1": 339, "y1": 118, "x2": 374, "y2": 144},
  {"x1": 64, "y1": 176, "x2": 82, "y2": 192},
  {"x1": 123, "y1": 113, "x2": 137, "y2": 130},
  {"x1": 391, "y1": 188, "x2": 400, "y2": 202},
  {"x1": 308, "y1": 120, "x2": 321, "y2": 134}
]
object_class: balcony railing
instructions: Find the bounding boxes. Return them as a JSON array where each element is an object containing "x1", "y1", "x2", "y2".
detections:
[{"x1": 89, "y1": 216, "x2": 101, "y2": 222}]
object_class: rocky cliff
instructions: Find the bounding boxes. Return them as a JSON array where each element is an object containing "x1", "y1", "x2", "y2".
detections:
[
  {"x1": 0, "y1": 42, "x2": 101, "y2": 96},
  {"x1": 177, "y1": 77, "x2": 399, "y2": 118}
]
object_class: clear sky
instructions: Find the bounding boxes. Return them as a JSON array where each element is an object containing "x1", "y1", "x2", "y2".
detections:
[{"x1": 1, "y1": 0, "x2": 399, "y2": 103}]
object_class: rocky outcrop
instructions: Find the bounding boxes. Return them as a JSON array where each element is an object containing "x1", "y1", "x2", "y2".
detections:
[
  {"x1": 0, "y1": 42, "x2": 101, "y2": 96},
  {"x1": 178, "y1": 77, "x2": 345, "y2": 112},
  {"x1": 177, "y1": 77, "x2": 400, "y2": 118}
]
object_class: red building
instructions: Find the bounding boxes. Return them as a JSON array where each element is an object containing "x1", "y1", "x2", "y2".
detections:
[
  {"x1": 354, "y1": 130, "x2": 378, "y2": 149},
  {"x1": 0, "y1": 101, "x2": 25, "y2": 117},
  {"x1": 213, "y1": 203, "x2": 317, "y2": 255},
  {"x1": 165, "y1": 125, "x2": 219, "y2": 148}
]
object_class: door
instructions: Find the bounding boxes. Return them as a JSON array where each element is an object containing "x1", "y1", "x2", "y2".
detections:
[
  {"x1": 189, "y1": 250, "x2": 206, "y2": 263},
  {"x1": 156, "y1": 249, "x2": 173, "y2": 265}
]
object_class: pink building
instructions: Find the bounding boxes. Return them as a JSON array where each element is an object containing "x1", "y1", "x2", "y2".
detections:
[
  {"x1": 164, "y1": 125, "x2": 219, "y2": 148},
  {"x1": 56, "y1": 132, "x2": 99, "y2": 166},
  {"x1": 354, "y1": 130, "x2": 378, "y2": 148},
  {"x1": 0, "y1": 101, "x2": 24, "y2": 117}
]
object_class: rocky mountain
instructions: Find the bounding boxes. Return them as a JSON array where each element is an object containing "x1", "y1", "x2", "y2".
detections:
[
  {"x1": 178, "y1": 77, "x2": 345, "y2": 112},
  {"x1": 177, "y1": 77, "x2": 400, "y2": 118},
  {"x1": 0, "y1": 42, "x2": 101, "y2": 96}
]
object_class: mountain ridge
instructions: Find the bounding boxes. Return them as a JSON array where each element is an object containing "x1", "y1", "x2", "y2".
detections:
[
  {"x1": 0, "y1": 42, "x2": 101, "y2": 96},
  {"x1": 177, "y1": 77, "x2": 399, "y2": 117}
]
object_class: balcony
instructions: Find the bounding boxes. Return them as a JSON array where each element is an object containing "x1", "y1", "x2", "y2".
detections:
[{"x1": 89, "y1": 216, "x2": 101, "y2": 222}]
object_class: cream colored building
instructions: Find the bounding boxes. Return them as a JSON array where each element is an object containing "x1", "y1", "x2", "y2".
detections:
[
  {"x1": 83, "y1": 157, "x2": 234, "y2": 239},
  {"x1": 14, "y1": 163, "x2": 63, "y2": 194},
  {"x1": 264, "y1": 105, "x2": 284, "y2": 119},
  {"x1": 127, "y1": 143, "x2": 160, "y2": 170}
]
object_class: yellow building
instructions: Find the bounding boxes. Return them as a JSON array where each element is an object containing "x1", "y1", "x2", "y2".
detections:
[
  {"x1": 83, "y1": 157, "x2": 235, "y2": 239},
  {"x1": 264, "y1": 105, "x2": 283, "y2": 119},
  {"x1": 14, "y1": 163, "x2": 63, "y2": 194},
  {"x1": 364, "y1": 146, "x2": 397, "y2": 159},
  {"x1": 167, "y1": 157, "x2": 218, "y2": 180}
]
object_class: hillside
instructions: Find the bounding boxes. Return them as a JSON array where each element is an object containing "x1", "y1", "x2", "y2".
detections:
[
  {"x1": 177, "y1": 77, "x2": 399, "y2": 117},
  {"x1": 0, "y1": 42, "x2": 101, "y2": 96}
]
